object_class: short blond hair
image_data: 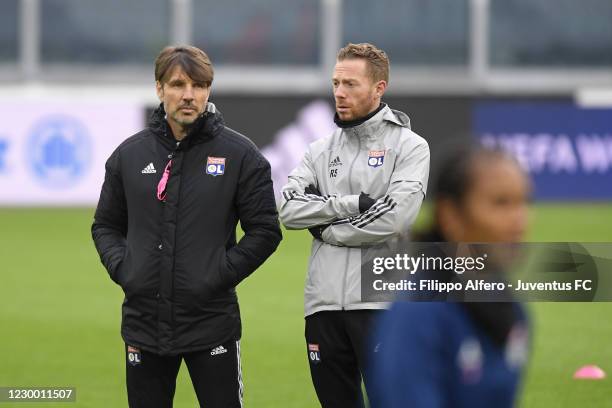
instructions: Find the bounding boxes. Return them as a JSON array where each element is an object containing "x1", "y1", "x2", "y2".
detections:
[{"x1": 337, "y1": 43, "x2": 389, "y2": 83}]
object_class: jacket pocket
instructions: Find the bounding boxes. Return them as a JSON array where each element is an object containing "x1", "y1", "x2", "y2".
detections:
[
  {"x1": 215, "y1": 252, "x2": 239, "y2": 293},
  {"x1": 305, "y1": 242, "x2": 343, "y2": 307},
  {"x1": 110, "y1": 248, "x2": 128, "y2": 287},
  {"x1": 181, "y1": 248, "x2": 238, "y2": 302}
]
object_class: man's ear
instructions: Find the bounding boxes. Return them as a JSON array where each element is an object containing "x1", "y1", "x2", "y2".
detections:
[
  {"x1": 156, "y1": 81, "x2": 163, "y2": 101},
  {"x1": 375, "y1": 80, "x2": 387, "y2": 98}
]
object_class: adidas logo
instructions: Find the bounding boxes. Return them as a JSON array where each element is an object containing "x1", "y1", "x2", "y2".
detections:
[
  {"x1": 329, "y1": 156, "x2": 343, "y2": 167},
  {"x1": 211, "y1": 345, "x2": 228, "y2": 356},
  {"x1": 141, "y1": 163, "x2": 156, "y2": 174}
]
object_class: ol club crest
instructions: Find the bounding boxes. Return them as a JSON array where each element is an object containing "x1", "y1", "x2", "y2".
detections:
[
  {"x1": 206, "y1": 157, "x2": 226, "y2": 176},
  {"x1": 368, "y1": 150, "x2": 385, "y2": 168}
]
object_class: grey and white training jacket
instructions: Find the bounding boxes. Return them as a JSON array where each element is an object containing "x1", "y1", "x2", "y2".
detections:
[{"x1": 279, "y1": 104, "x2": 430, "y2": 317}]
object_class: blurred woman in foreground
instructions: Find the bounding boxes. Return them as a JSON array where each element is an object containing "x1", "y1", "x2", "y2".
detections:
[{"x1": 368, "y1": 146, "x2": 531, "y2": 408}]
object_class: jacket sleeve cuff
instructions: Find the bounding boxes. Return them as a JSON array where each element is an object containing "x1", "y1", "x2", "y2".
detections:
[{"x1": 337, "y1": 194, "x2": 361, "y2": 218}]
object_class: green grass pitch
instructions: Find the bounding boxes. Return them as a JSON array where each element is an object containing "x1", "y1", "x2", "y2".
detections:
[{"x1": 1, "y1": 204, "x2": 611, "y2": 407}]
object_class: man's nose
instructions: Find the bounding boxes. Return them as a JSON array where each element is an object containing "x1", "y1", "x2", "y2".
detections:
[
  {"x1": 334, "y1": 85, "x2": 346, "y2": 99},
  {"x1": 182, "y1": 85, "x2": 194, "y2": 101}
]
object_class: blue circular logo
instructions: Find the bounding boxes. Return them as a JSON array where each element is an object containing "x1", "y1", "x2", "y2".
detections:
[{"x1": 27, "y1": 115, "x2": 91, "y2": 189}]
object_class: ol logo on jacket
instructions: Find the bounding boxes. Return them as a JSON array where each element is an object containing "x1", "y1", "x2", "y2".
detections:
[
  {"x1": 368, "y1": 150, "x2": 385, "y2": 168},
  {"x1": 206, "y1": 156, "x2": 225, "y2": 176}
]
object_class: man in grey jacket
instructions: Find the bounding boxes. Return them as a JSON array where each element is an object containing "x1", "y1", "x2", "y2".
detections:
[{"x1": 279, "y1": 43, "x2": 430, "y2": 408}]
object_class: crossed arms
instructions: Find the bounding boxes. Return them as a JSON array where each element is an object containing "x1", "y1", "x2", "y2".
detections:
[{"x1": 279, "y1": 141, "x2": 430, "y2": 247}]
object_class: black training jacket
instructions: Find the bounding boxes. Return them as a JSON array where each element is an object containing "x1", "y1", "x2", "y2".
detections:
[{"x1": 92, "y1": 103, "x2": 282, "y2": 355}]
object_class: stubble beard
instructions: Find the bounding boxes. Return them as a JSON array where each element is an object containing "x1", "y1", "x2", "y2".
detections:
[
  {"x1": 170, "y1": 108, "x2": 204, "y2": 134},
  {"x1": 337, "y1": 91, "x2": 378, "y2": 121}
]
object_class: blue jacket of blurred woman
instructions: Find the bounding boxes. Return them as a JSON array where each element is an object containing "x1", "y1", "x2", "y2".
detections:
[{"x1": 368, "y1": 146, "x2": 531, "y2": 408}]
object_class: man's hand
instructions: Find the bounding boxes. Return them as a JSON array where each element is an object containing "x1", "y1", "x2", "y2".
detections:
[
  {"x1": 304, "y1": 184, "x2": 321, "y2": 196},
  {"x1": 308, "y1": 224, "x2": 330, "y2": 241},
  {"x1": 359, "y1": 192, "x2": 376, "y2": 213},
  {"x1": 304, "y1": 184, "x2": 331, "y2": 240},
  {"x1": 303, "y1": 186, "x2": 375, "y2": 240}
]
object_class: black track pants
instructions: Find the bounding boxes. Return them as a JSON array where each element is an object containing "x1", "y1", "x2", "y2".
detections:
[
  {"x1": 305, "y1": 310, "x2": 381, "y2": 408},
  {"x1": 125, "y1": 340, "x2": 243, "y2": 408}
]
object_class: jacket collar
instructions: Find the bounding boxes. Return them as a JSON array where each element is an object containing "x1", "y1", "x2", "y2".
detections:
[
  {"x1": 148, "y1": 102, "x2": 225, "y2": 148},
  {"x1": 340, "y1": 103, "x2": 411, "y2": 140},
  {"x1": 334, "y1": 103, "x2": 384, "y2": 128}
]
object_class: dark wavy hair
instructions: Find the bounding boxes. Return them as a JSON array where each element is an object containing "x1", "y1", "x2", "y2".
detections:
[{"x1": 154, "y1": 45, "x2": 214, "y2": 87}]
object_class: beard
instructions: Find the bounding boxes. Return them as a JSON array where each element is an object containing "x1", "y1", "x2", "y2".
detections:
[
  {"x1": 336, "y1": 92, "x2": 378, "y2": 121},
  {"x1": 170, "y1": 106, "x2": 203, "y2": 127},
  {"x1": 171, "y1": 112, "x2": 197, "y2": 126}
]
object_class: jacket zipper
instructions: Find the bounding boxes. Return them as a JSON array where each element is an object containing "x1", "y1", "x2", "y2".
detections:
[
  {"x1": 167, "y1": 140, "x2": 181, "y2": 348},
  {"x1": 340, "y1": 133, "x2": 362, "y2": 309},
  {"x1": 170, "y1": 140, "x2": 181, "y2": 302}
]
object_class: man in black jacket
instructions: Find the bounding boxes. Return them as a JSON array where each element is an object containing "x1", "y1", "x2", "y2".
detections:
[{"x1": 92, "y1": 45, "x2": 282, "y2": 408}]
